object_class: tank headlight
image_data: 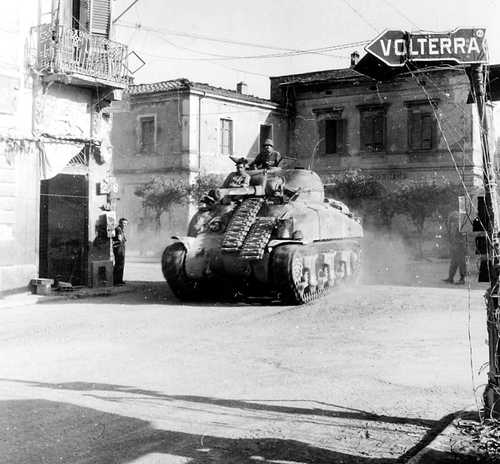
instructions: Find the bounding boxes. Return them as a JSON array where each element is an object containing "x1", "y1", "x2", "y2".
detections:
[
  {"x1": 292, "y1": 230, "x2": 304, "y2": 240},
  {"x1": 276, "y1": 218, "x2": 294, "y2": 238}
]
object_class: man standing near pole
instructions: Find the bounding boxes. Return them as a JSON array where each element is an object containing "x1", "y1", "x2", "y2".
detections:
[
  {"x1": 443, "y1": 212, "x2": 467, "y2": 285},
  {"x1": 113, "y1": 218, "x2": 128, "y2": 286}
]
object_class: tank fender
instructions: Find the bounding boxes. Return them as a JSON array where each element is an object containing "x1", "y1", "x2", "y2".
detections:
[
  {"x1": 170, "y1": 236, "x2": 197, "y2": 254},
  {"x1": 267, "y1": 239, "x2": 304, "y2": 250}
]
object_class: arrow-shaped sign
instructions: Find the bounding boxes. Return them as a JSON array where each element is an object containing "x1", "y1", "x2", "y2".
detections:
[{"x1": 365, "y1": 28, "x2": 487, "y2": 67}]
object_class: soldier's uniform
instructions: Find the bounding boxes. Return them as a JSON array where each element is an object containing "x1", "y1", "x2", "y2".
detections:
[{"x1": 112, "y1": 221, "x2": 127, "y2": 285}]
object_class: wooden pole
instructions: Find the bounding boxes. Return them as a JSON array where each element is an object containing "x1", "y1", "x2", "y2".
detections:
[{"x1": 469, "y1": 64, "x2": 500, "y2": 415}]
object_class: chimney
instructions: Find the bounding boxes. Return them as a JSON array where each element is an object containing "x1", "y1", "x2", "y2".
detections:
[
  {"x1": 236, "y1": 82, "x2": 248, "y2": 94},
  {"x1": 350, "y1": 51, "x2": 360, "y2": 67}
]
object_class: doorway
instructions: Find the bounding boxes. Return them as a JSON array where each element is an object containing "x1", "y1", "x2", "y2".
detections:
[{"x1": 39, "y1": 174, "x2": 89, "y2": 285}]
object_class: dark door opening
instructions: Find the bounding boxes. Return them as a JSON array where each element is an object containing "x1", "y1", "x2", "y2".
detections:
[
  {"x1": 260, "y1": 124, "x2": 273, "y2": 149},
  {"x1": 39, "y1": 174, "x2": 89, "y2": 285}
]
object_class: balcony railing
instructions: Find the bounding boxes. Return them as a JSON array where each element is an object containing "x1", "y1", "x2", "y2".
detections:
[{"x1": 33, "y1": 24, "x2": 130, "y2": 87}]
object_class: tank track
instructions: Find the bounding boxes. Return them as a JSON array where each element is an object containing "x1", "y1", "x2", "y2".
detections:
[
  {"x1": 221, "y1": 198, "x2": 264, "y2": 252},
  {"x1": 271, "y1": 243, "x2": 361, "y2": 304},
  {"x1": 240, "y1": 217, "x2": 277, "y2": 260}
]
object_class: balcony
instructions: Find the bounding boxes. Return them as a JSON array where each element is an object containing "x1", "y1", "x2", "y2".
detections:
[{"x1": 32, "y1": 24, "x2": 130, "y2": 89}]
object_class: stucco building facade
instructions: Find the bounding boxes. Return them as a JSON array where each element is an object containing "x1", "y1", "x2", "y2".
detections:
[
  {"x1": 112, "y1": 80, "x2": 286, "y2": 257},
  {"x1": 270, "y1": 63, "x2": 492, "y2": 190},
  {"x1": 0, "y1": 0, "x2": 129, "y2": 293}
]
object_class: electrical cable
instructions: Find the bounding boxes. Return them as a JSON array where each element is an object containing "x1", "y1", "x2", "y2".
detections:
[
  {"x1": 338, "y1": 0, "x2": 379, "y2": 33},
  {"x1": 116, "y1": 21, "x2": 370, "y2": 56},
  {"x1": 380, "y1": 0, "x2": 420, "y2": 30}
]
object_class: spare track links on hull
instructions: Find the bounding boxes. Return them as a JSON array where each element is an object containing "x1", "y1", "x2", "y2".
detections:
[
  {"x1": 221, "y1": 198, "x2": 264, "y2": 252},
  {"x1": 241, "y1": 217, "x2": 277, "y2": 260}
]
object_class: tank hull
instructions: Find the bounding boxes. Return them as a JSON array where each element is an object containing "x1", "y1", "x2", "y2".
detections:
[
  {"x1": 162, "y1": 167, "x2": 363, "y2": 305},
  {"x1": 162, "y1": 235, "x2": 361, "y2": 304}
]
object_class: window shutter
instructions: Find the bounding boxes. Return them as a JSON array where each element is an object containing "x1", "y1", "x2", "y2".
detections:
[
  {"x1": 337, "y1": 119, "x2": 346, "y2": 154},
  {"x1": 373, "y1": 113, "x2": 384, "y2": 148},
  {"x1": 360, "y1": 113, "x2": 370, "y2": 149},
  {"x1": 325, "y1": 119, "x2": 337, "y2": 154},
  {"x1": 317, "y1": 120, "x2": 326, "y2": 156},
  {"x1": 409, "y1": 111, "x2": 419, "y2": 150},
  {"x1": 421, "y1": 114, "x2": 433, "y2": 149},
  {"x1": 90, "y1": 0, "x2": 110, "y2": 37}
]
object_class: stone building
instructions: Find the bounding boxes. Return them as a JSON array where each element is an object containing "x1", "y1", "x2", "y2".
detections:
[
  {"x1": 270, "y1": 59, "x2": 494, "y2": 189},
  {"x1": 0, "y1": 0, "x2": 129, "y2": 293},
  {"x1": 111, "y1": 79, "x2": 286, "y2": 257}
]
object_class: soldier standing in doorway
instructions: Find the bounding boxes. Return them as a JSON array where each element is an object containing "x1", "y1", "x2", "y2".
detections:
[{"x1": 113, "y1": 217, "x2": 128, "y2": 286}]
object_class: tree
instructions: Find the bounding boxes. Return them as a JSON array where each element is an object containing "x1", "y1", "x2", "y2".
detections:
[
  {"x1": 324, "y1": 170, "x2": 396, "y2": 229},
  {"x1": 134, "y1": 173, "x2": 227, "y2": 230},
  {"x1": 134, "y1": 177, "x2": 190, "y2": 230},
  {"x1": 395, "y1": 179, "x2": 462, "y2": 257},
  {"x1": 188, "y1": 173, "x2": 226, "y2": 204},
  {"x1": 324, "y1": 170, "x2": 384, "y2": 212}
]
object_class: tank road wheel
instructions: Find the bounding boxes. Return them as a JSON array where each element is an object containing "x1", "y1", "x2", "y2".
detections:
[
  {"x1": 272, "y1": 245, "x2": 317, "y2": 305},
  {"x1": 161, "y1": 243, "x2": 203, "y2": 301}
]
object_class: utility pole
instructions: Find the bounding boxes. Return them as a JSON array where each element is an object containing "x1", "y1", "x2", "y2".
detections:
[{"x1": 469, "y1": 64, "x2": 500, "y2": 416}]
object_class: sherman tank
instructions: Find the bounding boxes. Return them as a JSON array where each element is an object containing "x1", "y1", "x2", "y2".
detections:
[{"x1": 161, "y1": 167, "x2": 363, "y2": 304}]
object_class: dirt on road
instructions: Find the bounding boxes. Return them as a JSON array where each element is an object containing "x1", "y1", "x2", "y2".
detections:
[{"x1": 0, "y1": 259, "x2": 494, "y2": 463}]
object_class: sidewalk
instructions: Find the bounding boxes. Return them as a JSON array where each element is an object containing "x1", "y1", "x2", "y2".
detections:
[
  {"x1": 0, "y1": 283, "x2": 136, "y2": 309},
  {"x1": 0, "y1": 260, "x2": 164, "y2": 309}
]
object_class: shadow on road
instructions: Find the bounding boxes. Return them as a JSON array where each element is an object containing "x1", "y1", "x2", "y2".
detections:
[
  {"x1": 35, "y1": 280, "x2": 287, "y2": 308},
  {"x1": 0, "y1": 378, "x2": 473, "y2": 463}
]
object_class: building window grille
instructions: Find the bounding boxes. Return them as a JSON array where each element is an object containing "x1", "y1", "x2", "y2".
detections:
[
  {"x1": 359, "y1": 105, "x2": 387, "y2": 152},
  {"x1": 220, "y1": 118, "x2": 233, "y2": 155},
  {"x1": 138, "y1": 115, "x2": 156, "y2": 153}
]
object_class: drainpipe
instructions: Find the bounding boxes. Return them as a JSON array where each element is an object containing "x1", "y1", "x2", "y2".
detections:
[{"x1": 198, "y1": 91, "x2": 206, "y2": 173}]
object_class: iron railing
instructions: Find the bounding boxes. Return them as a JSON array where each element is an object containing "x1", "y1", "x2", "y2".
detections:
[{"x1": 33, "y1": 24, "x2": 129, "y2": 86}]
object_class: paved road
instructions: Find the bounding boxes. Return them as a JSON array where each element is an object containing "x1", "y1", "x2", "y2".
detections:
[{"x1": 0, "y1": 262, "x2": 490, "y2": 463}]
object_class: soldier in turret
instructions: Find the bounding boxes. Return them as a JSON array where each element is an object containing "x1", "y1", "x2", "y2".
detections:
[
  {"x1": 249, "y1": 138, "x2": 282, "y2": 169},
  {"x1": 224, "y1": 157, "x2": 251, "y2": 188}
]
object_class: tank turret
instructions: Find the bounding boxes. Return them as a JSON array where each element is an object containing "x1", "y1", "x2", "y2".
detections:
[{"x1": 162, "y1": 167, "x2": 363, "y2": 304}]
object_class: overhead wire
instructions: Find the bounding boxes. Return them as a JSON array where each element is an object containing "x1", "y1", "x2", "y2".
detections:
[
  {"x1": 126, "y1": 25, "x2": 368, "y2": 61},
  {"x1": 379, "y1": 0, "x2": 420, "y2": 30},
  {"x1": 338, "y1": 0, "x2": 379, "y2": 33},
  {"x1": 117, "y1": 21, "x2": 370, "y2": 56}
]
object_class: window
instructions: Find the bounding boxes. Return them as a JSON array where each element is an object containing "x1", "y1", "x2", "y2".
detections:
[
  {"x1": 359, "y1": 105, "x2": 387, "y2": 152},
  {"x1": 71, "y1": 0, "x2": 110, "y2": 37},
  {"x1": 220, "y1": 119, "x2": 233, "y2": 155},
  {"x1": 313, "y1": 107, "x2": 346, "y2": 156},
  {"x1": 407, "y1": 104, "x2": 436, "y2": 151},
  {"x1": 138, "y1": 115, "x2": 156, "y2": 153}
]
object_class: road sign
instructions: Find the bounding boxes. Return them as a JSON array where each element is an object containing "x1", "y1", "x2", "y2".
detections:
[{"x1": 365, "y1": 28, "x2": 487, "y2": 67}]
